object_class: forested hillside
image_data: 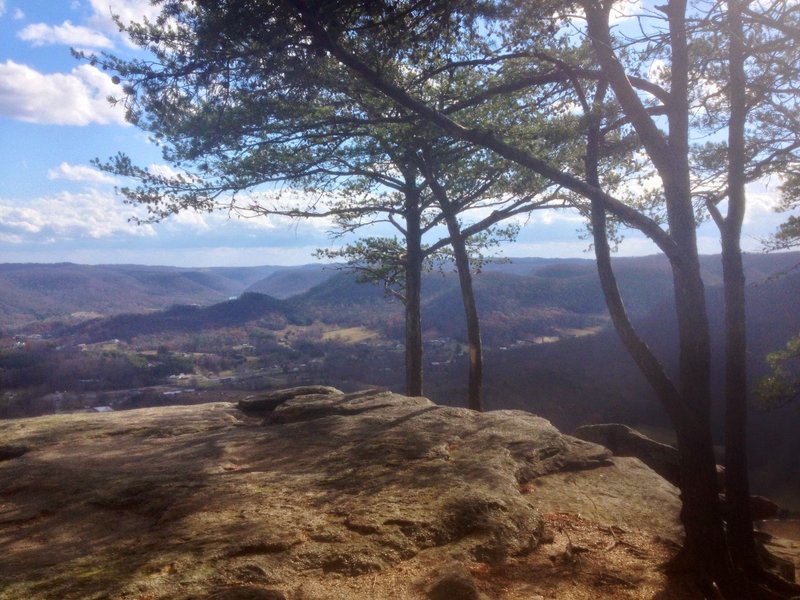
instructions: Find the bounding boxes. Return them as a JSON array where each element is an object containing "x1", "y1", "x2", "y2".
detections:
[
  {"x1": 2, "y1": 254, "x2": 798, "y2": 508},
  {"x1": 0, "y1": 263, "x2": 287, "y2": 328}
]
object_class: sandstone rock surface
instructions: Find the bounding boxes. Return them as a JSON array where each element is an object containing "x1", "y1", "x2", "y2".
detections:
[
  {"x1": 574, "y1": 423, "x2": 682, "y2": 486},
  {"x1": 0, "y1": 388, "x2": 692, "y2": 599}
]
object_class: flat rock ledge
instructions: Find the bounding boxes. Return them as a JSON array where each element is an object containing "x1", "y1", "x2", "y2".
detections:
[{"x1": 0, "y1": 388, "x2": 685, "y2": 600}]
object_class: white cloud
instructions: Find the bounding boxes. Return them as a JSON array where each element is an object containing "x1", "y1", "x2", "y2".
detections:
[
  {"x1": 0, "y1": 60, "x2": 126, "y2": 125},
  {"x1": 147, "y1": 163, "x2": 187, "y2": 180},
  {"x1": 161, "y1": 203, "x2": 329, "y2": 235},
  {"x1": 557, "y1": 0, "x2": 642, "y2": 35},
  {"x1": 0, "y1": 189, "x2": 153, "y2": 244},
  {"x1": 531, "y1": 207, "x2": 585, "y2": 226},
  {"x1": 168, "y1": 209, "x2": 215, "y2": 232},
  {"x1": 18, "y1": 21, "x2": 114, "y2": 49},
  {"x1": 228, "y1": 188, "x2": 346, "y2": 231},
  {"x1": 47, "y1": 162, "x2": 117, "y2": 185},
  {"x1": 89, "y1": 0, "x2": 163, "y2": 29},
  {"x1": 13, "y1": 8, "x2": 23, "y2": 19},
  {"x1": 744, "y1": 180, "x2": 783, "y2": 217},
  {"x1": 88, "y1": 0, "x2": 165, "y2": 48},
  {"x1": 700, "y1": 180, "x2": 784, "y2": 230},
  {"x1": 0, "y1": 1, "x2": 5, "y2": 17},
  {"x1": 610, "y1": 0, "x2": 643, "y2": 23},
  {"x1": 647, "y1": 59, "x2": 669, "y2": 87}
]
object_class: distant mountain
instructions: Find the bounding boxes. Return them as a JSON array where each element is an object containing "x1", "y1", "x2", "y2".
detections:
[
  {"x1": 245, "y1": 264, "x2": 336, "y2": 298},
  {"x1": 481, "y1": 256, "x2": 594, "y2": 277},
  {"x1": 6, "y1": 253, "x2": 798, "y2": 340},
  {"x1": 66, "y1": 292, "x2": 293, "y2": 343},
  {"x1": 0, "y1": 263, "x2": 291, "y2": 329}
]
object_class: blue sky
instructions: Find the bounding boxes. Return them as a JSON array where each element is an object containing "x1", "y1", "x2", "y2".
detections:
[{"x1": 0, "y1": 1, "x2": 793, "y2": 267}]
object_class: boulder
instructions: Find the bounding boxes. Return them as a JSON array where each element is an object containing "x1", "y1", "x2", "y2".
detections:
[
  {"x1": 574, "y1": 423, "x2": 682, "y2": 485},
  {"x1": 237, "y1": 385, "x2": 341, "y2": 414},
  {"x1": 576, "y1": 423, "x2": 784, "y2": 525},
  {"x1": 0, "y1": 388, "x2": 685, "y2": 599},
  {"x1": 748, "y1": 495, "x2": 781, "y2": 521}
]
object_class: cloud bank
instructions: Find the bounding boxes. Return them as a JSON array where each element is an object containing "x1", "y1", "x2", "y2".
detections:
[
  {"x1": 18, "y1": 20, "x2": 114, "y2": 49},
  {"x1": 0, "y1": 189, "x2": 152, "y2": 244},
  {"x1": 47, "y1": 162, "x2": 118, "y2": 185},
  {"x1": 0, "y1": 60, "x2": 126, "y2": 125}
]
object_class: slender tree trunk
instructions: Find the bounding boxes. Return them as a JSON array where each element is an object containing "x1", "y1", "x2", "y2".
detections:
[
  {"x1": 418, "y1": 151, "x2": 483, "y2": 411},
  {"x1": 584, "y1": 95, "x2": 732, "y2": 589},
  {"x1": 668, "y1": 189, "x2": 739, "y2": 594},
  {"x1": 442, "y1": 210, "x2": 483, "y2": 412},
  {"x1": 721, "y1": 0, "x2": 758, "y2": 572},
  {"x1": 590, "y1": 203, "x2": 684, "y2": 416},
  {"x1": 676, "y1": 415, "x2": 737, "y2": 587},
  {"x1": 721, "y1": 232, "x2": 755, "y2": 567},
  {"x1": 584, "y1": 83, "x2": 683, "y2": 421},
  {"x1": 591, "y1": 205, "x2": 733, "y2": 593},
  {"x1": 404, "y1": 198, "x2": 424, "y2": 397},
  {"x1": 669, "y1": 215, "x2": 744, "y2": 594},
  {"x1": 664, "y1": 0, "x2": 742, "y2": 588}
]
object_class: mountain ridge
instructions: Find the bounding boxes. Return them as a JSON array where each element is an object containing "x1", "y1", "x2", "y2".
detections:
[{"x1": 3, "y1": 252, "x2": 798, "y2": 331}]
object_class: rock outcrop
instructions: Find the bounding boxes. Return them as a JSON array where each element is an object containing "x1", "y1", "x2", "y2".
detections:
[
  {"x1": 574, "y1": 423, "x2": 683, "y2": 486},
  {"x1": 0, "y1": 388, "x2": 688, "y2": 599},
  {"x1": 574, "y1": 423, "x2": 783, "y2": 520}
]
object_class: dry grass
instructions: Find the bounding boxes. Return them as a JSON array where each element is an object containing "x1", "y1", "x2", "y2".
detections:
[{"x1": 321, "y1": 326, "x2": 381, "y2": 343}]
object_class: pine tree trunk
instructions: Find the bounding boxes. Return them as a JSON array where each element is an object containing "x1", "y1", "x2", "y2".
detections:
[
  {"x1": 581, "y1": 5, "x2": 739, "y2": 582},
  {"x1": 721, "y1": 232, "x2": 756, "y2": 570},
  {"x1": 442, "y1": 210, "x2": 483, "y2": 412},
  {"x1": 722, "y1": 0, "x2": 758, "y2": 572},
  {"x1": 404, "y1": 202, "x2": 424, "y2": 397},
  {"x1": 418, "y1": 150, "x2": 484, "y2": 412},
  {"x1": 670, "y1": 240, "x2": 740, "y2": 595},
  {"x1": 673, "y1": 418, "x2": 737, "y2": 593}
]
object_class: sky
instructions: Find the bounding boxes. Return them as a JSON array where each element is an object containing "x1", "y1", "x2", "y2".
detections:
[{"x1": 0, "y1": 1, "x2": 794, "y2": 268}]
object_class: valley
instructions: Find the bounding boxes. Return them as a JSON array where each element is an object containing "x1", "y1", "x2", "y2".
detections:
[{"x1": 1, "y1": 253, "x2": 799, "y2": 510}]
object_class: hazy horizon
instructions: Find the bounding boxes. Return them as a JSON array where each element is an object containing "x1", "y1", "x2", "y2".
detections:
[{"x1": 3, "y1": 248, "x2": 798, "y2": 271}]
